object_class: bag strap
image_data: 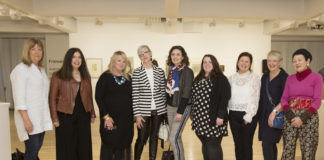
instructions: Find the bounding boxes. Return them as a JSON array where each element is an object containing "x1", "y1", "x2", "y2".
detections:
[{"x1": 265, "y1": 76, "x2": 275, "y2": 108}]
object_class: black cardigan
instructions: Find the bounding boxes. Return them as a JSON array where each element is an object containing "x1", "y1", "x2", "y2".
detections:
[{"x1": 209, "y1": 74, "x2": 231, "y2": 125}]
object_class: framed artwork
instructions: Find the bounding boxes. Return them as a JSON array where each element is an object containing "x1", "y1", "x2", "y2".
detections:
[
  {"x1": 86, "y1": 58, "x2": 102, "y2": 78},
  {"x1": 220, "y1": 65, "x2": 225, "y2": 72},
  {"x1": 190, "y1": 58, "x2": 202, "y2": 76},
  {"x1": 126, "y1": 57, "x2": 134, "y2": 75}
]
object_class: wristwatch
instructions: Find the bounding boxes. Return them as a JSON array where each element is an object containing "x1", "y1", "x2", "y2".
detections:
[{"x1": 273, "y1": 109, "x2": 278, "y2": 115}]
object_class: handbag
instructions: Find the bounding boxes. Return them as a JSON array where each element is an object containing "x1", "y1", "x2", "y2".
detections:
[
  {"x1": 161, "y1": 146, "x2": 174, "y2": 160},
  {"x1": 158, "y1": 115, "x2": 170, "y2": 141},
  {"x1": 265, "y1": 77, "x2": 284, "y2": 129},
  {"x1": 11, "y1": 148, "x2": 24, "y2": 160}
]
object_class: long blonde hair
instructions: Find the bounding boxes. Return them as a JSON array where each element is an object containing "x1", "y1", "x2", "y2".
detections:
[
  {"x1": 107, "y1": 51, "x2": 130, "y2": 80},
  {"x1": 21, "y1": 38, "x2": 45, "y2": 67}
]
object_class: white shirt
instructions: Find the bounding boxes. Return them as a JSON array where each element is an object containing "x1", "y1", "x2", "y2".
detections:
[
  {"x1": 10, "y1": 63, "x2": 53, "y2": 141},
  {"x1": 145, "y1": 68, "x2": 156, "y2": 110},
  {"x1": 228, "y1": 71, "x2": 261, "y2": 123}
]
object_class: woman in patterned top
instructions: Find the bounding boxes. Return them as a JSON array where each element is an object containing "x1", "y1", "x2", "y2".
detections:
[
  {"x1": 190, "y1": 54, "x2": 231, "y2": 160},
  {"x1": 280, "y1": 49, "x2": 323, "y2": 160},
  {"x1": 228, "y1": 52, "x2": 261, "y2": 160}
]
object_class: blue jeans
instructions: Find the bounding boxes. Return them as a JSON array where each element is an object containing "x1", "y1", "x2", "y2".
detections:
[{"x1": 24, "y1": 132, "x2": 45, "y2": 160}]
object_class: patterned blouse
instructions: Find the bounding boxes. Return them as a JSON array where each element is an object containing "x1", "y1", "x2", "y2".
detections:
[
  {"x1": 228, "y1": 71, "x2": 261, "y2": 123},
  {"x1": 191, "y1": 80, "x2": 228, "y2": 138}
]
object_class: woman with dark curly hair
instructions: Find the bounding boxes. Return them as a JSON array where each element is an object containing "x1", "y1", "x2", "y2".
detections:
[{"x1": 166, "y1": 45, "x2": 194, "y2": 160}]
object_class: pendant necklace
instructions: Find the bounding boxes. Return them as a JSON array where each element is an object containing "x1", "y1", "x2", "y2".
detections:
[{"x1": 113, "y1": 75, "x2": 126, "y2": 85}]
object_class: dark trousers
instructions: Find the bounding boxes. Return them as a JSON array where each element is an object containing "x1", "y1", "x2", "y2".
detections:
[
  {"x1": 262, "y1": 142, "x2": 278, "y2": 160},
  {"x1": 197, "y1": 134, "x2": 223, "y2": 160},
  {"x1": 24, "y1": 132, "x2": 45, "y2": 160},
  {"x1": 229, "y1": 111, "x2": 257, "y2": 160},
  {"x1": 55, "y1": 111, "x2": 92, "y2": 160},
  {"x1": 134, "y1": 110, "x2": 163, "y2": 160},
  {"x1": 100, "y1": 143, "x2": 131, "y2": 160}
]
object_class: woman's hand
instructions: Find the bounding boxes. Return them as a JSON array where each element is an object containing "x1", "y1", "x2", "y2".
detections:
[
  {"x1": 53, "y1": 121, "x2": 60, "y2": 127},
  {"x1": 216, "y1": 118, "x2": 224, "y2": 126},
  {"x1": 244, "y1": 120, "x2": 249, "y2": 125},
  {"x1": 104, "y1": 118, "x2": 114, "y2": 130},
  {"x1": 136, "y1": 116, "x2": 145, "y2": 129},
  {"x1": 268, "y1": 111, "x2": 276, "y2": 127},
  {"x1": 291, "y1": 117, "x2": 303, "y2": 128},
  {"x1": 174, "y1": 114, "x2": 183, "y2": 122},
  {"x1": 24, "y1": 119, "x2": 34, "y2": 133}
]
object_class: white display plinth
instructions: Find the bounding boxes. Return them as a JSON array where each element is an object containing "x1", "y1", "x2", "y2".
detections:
[
  {"x1": 317, "y1": 100, "x2": 324, "y2": 160},
  {"x1": 0, "y1": 102, "x2": 11, "y2": 160}
]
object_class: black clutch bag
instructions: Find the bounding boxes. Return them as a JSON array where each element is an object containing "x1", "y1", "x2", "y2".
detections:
[{"x1": 161, "y1": 146, "x2": 174, "y2": 160}]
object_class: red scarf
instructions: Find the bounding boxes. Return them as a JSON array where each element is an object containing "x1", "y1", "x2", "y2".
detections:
[
  {"x1": 296, "y1": 68, "x2": 312, "y2": 81},
  {"x1": 167, "y1": 64, "x2": 184, "y2": 88}
]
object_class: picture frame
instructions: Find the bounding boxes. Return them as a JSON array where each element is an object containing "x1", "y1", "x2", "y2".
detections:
[
  {"x1": 86, "y1": 58, "x2": 102, "y2": 78},
  {"x1": 190, "y1": 58, "x2": 202, "y2": 76}
]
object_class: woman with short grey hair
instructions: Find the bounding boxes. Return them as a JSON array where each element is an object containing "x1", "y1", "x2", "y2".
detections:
[{"x1": 132, "y1": 45, "x2": 167, "y2": 160}]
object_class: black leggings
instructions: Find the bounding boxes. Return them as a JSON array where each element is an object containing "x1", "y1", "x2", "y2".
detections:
[
  {"x1": 134, "y1": 110, "x2": 163, "y2": 160},
  {"x1": 197, "y1": 135, "x2": 223, "y2": 160}
]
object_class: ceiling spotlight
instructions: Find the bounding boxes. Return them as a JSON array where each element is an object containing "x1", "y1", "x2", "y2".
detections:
[
  {"x1": 55, "y1": 18, "x2": 64, "y2": 25},
  {"x1": 38, "y1": 19, "x2": 46, "y2": 25},
  {"x1": 95, "y1": 18, "x2": 103, "y2": 26},
  {"x1": 209, "y1": 19, "x2": 216, "y2": 27},
  {"x1": 10, "y1": 11, "x2": 22, "y2": 21},
  {"x1": 238, "y1": 21, "x2": 245, "y2": 28},
  {"x1": 0, "y1": 6, "x2": 9, "y2": 16}
]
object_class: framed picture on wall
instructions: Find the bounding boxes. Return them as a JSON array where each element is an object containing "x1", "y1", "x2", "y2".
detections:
[
  {"x1": 126, "y1": 57, "x2": 134, "y2": 75},
  {"x1": 190, "y1": 58, "x2": 202, "y2": 76},
  {"x1": 86, "y1": 58, "x2": 102, "y2": 78}
]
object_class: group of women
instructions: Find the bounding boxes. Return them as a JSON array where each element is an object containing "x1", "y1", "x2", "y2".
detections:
[{"x1": 10, "y1": 37, "x2": 322, "y2": 160}]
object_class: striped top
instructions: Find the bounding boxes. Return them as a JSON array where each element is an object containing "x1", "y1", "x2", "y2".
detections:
[{"x1": 132, "y1": 65, "x2": 167, "y2": 116}]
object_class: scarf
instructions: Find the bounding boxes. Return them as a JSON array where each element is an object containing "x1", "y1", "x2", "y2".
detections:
[
  {"x1": 166, "y1": 64, "x2": 184, "y2": 95},
  {"x1": 296, "y1": 67, "x2": 312, "y2": 81}
]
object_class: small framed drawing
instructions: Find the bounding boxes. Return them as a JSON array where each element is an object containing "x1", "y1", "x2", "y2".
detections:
[{"x1": 86, "y1": 58, "x2": 102, "y2": 78}]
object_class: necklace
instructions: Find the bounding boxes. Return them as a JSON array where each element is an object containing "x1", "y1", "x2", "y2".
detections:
[{"x1": 113, "y1": 75, "x2": 126, "y2": 85}]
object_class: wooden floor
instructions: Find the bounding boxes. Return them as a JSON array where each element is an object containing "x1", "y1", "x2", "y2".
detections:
[{"x1": 10, "y1": 110, "x2": 302, "y2": 160}]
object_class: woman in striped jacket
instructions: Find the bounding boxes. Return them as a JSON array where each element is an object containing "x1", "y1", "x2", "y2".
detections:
[{"x1": 132, "y1": 45, "x2": 167, "y2": 160}]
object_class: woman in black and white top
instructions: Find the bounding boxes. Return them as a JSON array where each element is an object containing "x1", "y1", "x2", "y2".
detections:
[
  {"x1": 191, "y1": 54, "x2": 231, "y2": 160},
  {"x1": 228, "y1": 52, "x2": 260, "y2": 160},
  {"x1": 132, "y1": 45, "x2": 166, "y2": 160}
]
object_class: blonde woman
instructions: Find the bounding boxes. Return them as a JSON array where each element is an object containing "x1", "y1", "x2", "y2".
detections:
[
  {"x1": 257, "y1": 51, "x2": 288, "y2": 160},
  {"x1": 10, "y1": 38, "x2": 52, "y2": 160},
  {"x1": 132, "y1": 45, "x2": 166, "y2": 160},
  {"x1": 95, "y1": 51, "x2": 133, "y2": 160}
]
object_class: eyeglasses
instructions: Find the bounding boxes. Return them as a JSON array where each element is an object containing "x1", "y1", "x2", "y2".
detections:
[{"x1": 139, "y1": 51, "x2": 150, "y2": 57}]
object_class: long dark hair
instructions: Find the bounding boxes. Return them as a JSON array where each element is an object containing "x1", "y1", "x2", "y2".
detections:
[
  {"x1": 56, "y1": 48, "x2": 91, "y2": 80},
  {"x1": 194, "y1": 54, "x2": 223, "y2": 83},
  {"x1": 166, "y1": 45, "x2": 190, "y2": 66}
]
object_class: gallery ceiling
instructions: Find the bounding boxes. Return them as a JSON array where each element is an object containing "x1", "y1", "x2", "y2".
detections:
[{"x1": 1, "y1": 0, "x2": 324, "y2": 35}]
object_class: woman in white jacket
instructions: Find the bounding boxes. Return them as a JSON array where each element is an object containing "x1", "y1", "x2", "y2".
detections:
[{"x1": 10, "y1": 38, "x2": 52, "y2": 160}]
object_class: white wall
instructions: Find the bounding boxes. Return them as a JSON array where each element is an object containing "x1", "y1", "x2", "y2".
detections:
[{"x1": 70, "y1": 21, "x2": 271, "y2": 77}]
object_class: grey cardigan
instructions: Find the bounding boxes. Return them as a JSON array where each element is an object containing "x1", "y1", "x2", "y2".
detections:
[{"x1": 167, "y1": 66, "x2": 194, "y2": 114}]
